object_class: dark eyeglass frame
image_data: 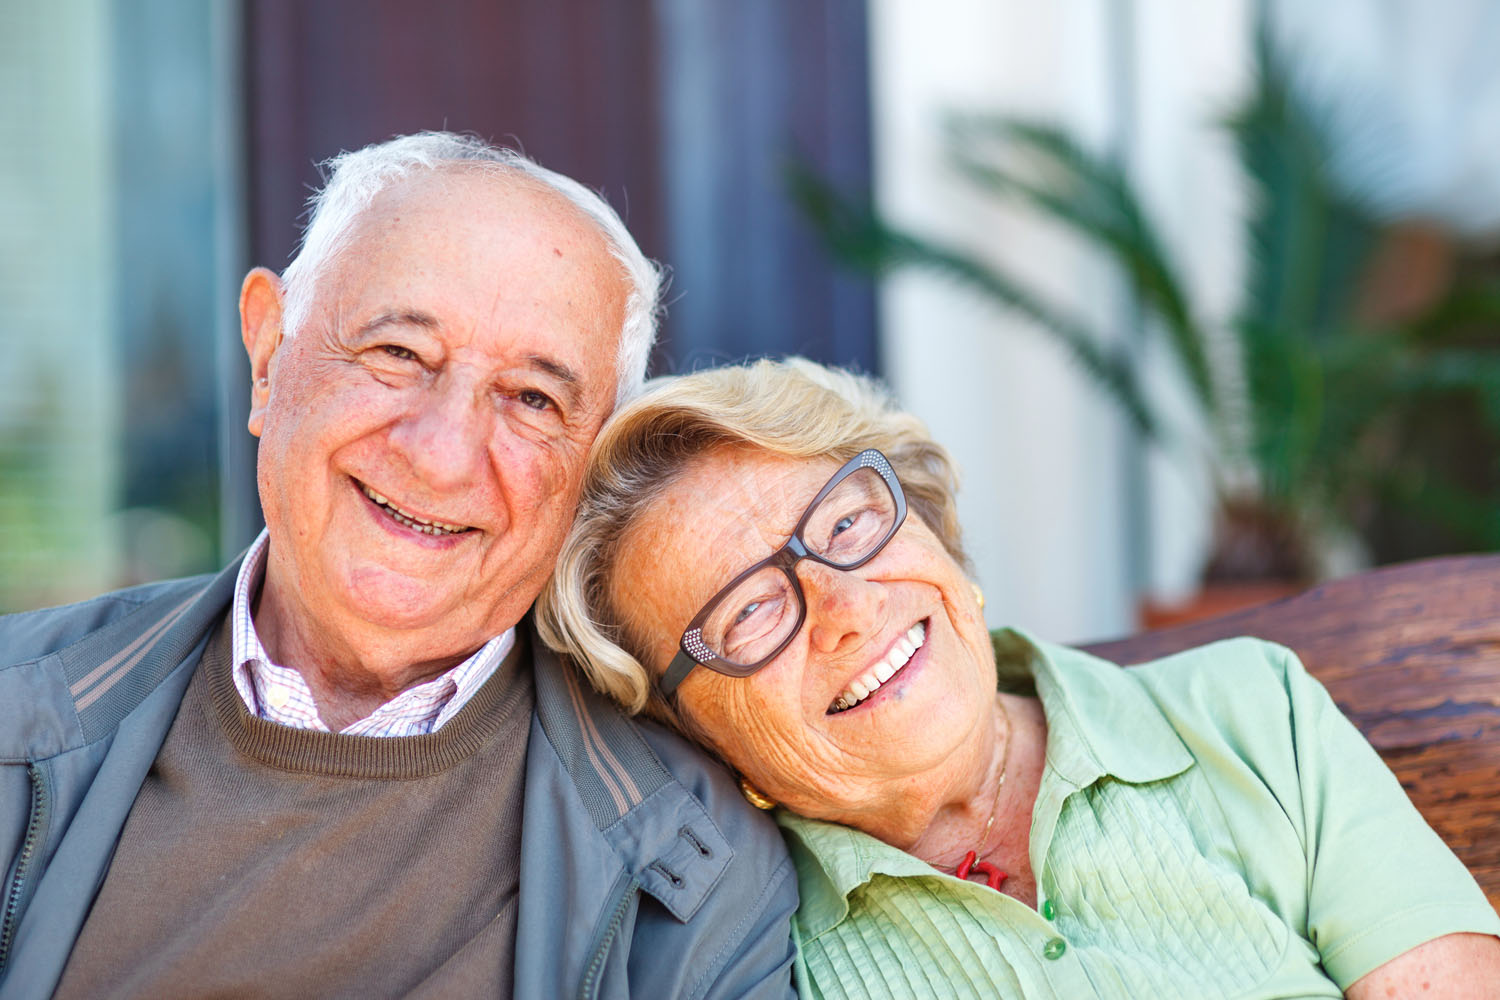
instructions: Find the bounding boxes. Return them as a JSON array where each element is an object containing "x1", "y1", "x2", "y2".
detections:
[{"x1": 658, "y1": 448, "x2": 907, "y2": 701}]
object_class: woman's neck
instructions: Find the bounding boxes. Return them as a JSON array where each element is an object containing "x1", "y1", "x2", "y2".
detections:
[{"x1": 905, "y1": 693, "x2": 1047, "y2": 905}]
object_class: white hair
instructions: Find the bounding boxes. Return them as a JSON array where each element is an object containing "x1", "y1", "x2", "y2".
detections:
[{"x1": 279, "y1": 132, "x2": 662, "y2": 406}]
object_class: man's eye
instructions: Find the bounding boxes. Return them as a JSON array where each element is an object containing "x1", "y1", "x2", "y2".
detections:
[
  {"x1": 518, "y1": 389, "x2": 555, "y2": 411},
  {"x1": 381, "y1": 345, "x2": 417, "y2": 361}
]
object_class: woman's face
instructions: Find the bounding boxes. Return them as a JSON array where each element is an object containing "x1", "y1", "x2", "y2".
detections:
[{"x1": 612, "y1": 446, "x2": 997, "y2": 833}]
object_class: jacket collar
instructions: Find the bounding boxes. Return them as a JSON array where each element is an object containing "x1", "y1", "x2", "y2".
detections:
[
  {"x1": 60, "y1": 556, "x2": 243, "y2": 744},
  {"x1": 528, "y1": 626, "x2": 734, "y2": 922}
]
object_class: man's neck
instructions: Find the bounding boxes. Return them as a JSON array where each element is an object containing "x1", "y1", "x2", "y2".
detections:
[{"x1": 252, "y1": 576, "x2": 480, "y2": 731}]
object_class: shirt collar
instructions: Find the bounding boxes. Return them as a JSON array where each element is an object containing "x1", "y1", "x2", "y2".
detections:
[
  {"x1": 777, "y1": 812, "x2": 938, "y2": 941},
  {"x1": 781, "y1": 628, "x2": 1194, "y2": 940},
  {"x1": 228, "y1": 528, "x2": 515, "y2": 735},
  {"x1": 229, "y1": 529, "x2": 273, "y2": 714},
  {"x1": 996, "y1": 627, "x2": 1194, "y2": 788}
]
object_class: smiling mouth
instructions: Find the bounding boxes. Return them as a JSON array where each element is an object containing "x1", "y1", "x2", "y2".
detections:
[
  {"x1": 828, "y1": 620, "x2": 927, "y2": 714},
  {"x1": 358, "y1": 481, "x2": 475, "y2": 537}
]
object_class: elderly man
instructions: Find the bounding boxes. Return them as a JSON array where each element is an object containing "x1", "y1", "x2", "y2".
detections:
[{"x1": 0, "y1": 133, "x2": 796, "y2": 999}]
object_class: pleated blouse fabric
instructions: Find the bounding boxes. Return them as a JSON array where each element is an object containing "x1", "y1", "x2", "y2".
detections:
[{"x1": 777, "y1": 631, "x2": 1500, "y2": 1000}]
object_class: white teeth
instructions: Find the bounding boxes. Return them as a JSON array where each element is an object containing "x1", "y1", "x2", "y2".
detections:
[
  {"x1": 360, "y1": 484, "x2": 471, "y2": 535},
  {"x1": 828, "y1": 621, "x2": 928, "y2": 714}
]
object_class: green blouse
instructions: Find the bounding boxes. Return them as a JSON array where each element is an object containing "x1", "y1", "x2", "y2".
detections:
[{"x1": 776, "y1": 631, "x2": 1500, "y2": 999}]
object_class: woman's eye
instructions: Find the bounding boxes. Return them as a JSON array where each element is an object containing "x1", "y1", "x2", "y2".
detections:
[
  {"x1": 722, "y1": 594, "x2": 787, "y2": 660},
  {"x1": 827, "y1": 509, "x2": 868, "y2": 543},
  {"x1": 381, "y1": 345, "x2": 417, "y2": 361}
]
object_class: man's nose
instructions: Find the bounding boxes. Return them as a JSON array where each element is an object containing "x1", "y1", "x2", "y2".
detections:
[
  {"x1": 799, "y1": 560, "x2": 886, "y2": 654},
  {"x1": 388, "y1": 380, "x2": 490, "y2": 492}
]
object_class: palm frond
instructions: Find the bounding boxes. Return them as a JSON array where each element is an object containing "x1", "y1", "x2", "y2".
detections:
[
  {"x1": 1366, "y1": 461, "x2": 1500, "y2": 550},
  {"x1": 1387, "y1": 347, "x2": 1500, "y2": 435},
  {"x1": 941, "y1": 115, "x2": 1218, "y2": 419},
  {"x1": 786, "y1": 163, "x2": 1159, "y2": 438},
  {"x1": 1229, "y1": 25, "x2": 1379, "y2": 340},
  {"x1": 1406, "y1": 279, "x2": 1500, "y2": 343}
]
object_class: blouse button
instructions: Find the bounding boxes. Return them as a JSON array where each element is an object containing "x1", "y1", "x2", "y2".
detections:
[
  {"x1": 1040, "y1": 899, "x2": 1056, "y2": 920},
  {"x1": 1042, "y1": 937, "x2": 1067, "y2": 961}
]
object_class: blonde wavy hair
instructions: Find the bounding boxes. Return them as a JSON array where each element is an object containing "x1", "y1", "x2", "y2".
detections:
[{"x1": 536, "y1": 357, "x2": 968, "y2": 730}]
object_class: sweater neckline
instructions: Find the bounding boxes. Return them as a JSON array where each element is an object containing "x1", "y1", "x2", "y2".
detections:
[{"x1": 202, "y1": 616, "x2": 533, "y2": 779}]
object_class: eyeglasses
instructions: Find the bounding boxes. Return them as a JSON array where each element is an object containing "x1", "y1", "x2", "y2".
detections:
[{"x1": 658, "y1": 448, "x2": 908, "y2": 700}]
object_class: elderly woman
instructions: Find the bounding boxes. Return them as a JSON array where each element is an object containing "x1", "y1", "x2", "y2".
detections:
[{"x1": 537, "y1": 358, "x2": 1500, "y2": 999}]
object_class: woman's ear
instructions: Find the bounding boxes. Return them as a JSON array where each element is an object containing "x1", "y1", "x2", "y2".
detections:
[{"x1": 240, "y1": 267, "x2": 285, "y2": 438}]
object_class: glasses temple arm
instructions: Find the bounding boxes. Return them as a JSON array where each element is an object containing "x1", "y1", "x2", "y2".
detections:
[{"x1": 659, "y1": 650, "x2": 698, "y2": 700}]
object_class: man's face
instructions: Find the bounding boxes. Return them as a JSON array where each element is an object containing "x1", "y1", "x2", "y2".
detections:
[{"x1": 243, "y1": 169, "x2": 627, "y2": 659}]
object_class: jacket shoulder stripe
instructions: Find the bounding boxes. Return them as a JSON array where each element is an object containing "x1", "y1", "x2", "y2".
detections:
[
  {"x1": 69, "y1": 594, "x2": 196, "y2": 703},
  {"x1": 530, "y1": 623, "x2": 679, "y2": 830},
  {"x1": 561, "y1": 667, "x2": 639, "y2": 815},
  {"x1": 61, "y1": 559, "x2": 241, "y2": 741},
  {"x1": 564, "y1": 666, "x2": 644, "y2": 804}
]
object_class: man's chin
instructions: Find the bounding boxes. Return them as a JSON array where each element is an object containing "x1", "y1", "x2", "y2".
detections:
[{"x1": 337, "y1": 565, "x2": 483, "y2": 633}]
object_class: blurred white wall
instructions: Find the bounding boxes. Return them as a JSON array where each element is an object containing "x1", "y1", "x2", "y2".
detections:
[{"x1": 868, "y1": 0, "x2": 1249, "y2": 642}]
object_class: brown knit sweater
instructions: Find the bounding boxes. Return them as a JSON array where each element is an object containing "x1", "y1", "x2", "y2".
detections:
[{"x1": 55, "y1": 616, "x2": 534, "y2": 999}]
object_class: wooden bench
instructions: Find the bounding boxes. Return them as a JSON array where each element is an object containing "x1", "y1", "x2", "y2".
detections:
[{"x1": 1082, "y1": 554, "x2": 1500, "y2": 911}]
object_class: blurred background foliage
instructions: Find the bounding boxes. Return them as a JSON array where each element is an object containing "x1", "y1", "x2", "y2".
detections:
[
  {"x1": 792, "y1": 21, "x2": 1500, "y2": 585},
  {"x1": 5, "y1": 0, "x2": 1499, "y2": 637}
]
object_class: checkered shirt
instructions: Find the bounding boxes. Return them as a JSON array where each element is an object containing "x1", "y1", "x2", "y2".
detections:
[{"x1": 229, "y1": 530, "x2": 515, "y2": 736}]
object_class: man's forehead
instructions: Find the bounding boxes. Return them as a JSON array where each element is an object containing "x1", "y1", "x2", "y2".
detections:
[
  {"x1": 355, "y1": 166, "x2": 599, "y2": 244},
  {"x1": 293, "y1": 166, "x2": 626, "y2": 407},
  {"x1": 333, "y1": 169, "x2": 624, "y2": 320}
]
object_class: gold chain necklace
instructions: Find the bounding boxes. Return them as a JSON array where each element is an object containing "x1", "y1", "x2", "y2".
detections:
[{"x1": 953, "y1": 695, "x2": 1013, "y2": 891}]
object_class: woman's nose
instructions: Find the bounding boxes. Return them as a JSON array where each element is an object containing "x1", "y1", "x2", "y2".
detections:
[{"x1": 799, "y1": 560, "x2": 886, "y2": 654}]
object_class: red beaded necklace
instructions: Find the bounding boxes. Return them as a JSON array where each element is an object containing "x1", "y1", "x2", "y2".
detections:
[{"x1": 952, "y1": 697, "x2": 1013, "y2": 892}]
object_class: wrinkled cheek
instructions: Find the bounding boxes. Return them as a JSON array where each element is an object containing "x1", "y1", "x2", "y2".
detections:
[
  {"x1": 487, "y1": 436, "x2": 558, "y2": 499},
  {"x1": 718, "y1": 694, "x2": 804, "y2": 780}
]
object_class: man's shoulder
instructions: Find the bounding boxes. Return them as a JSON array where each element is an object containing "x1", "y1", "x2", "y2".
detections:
[
  {"x1": 518, "y1": 639, "x2": 797, "y2": 997},
  {"x1": 0, "y1": 575, "x2": 218, "y2": 668},
  {"x1": 1, "y1": 563, "x2": 238, "y2": 751},
  {"x1": 525, "y1": 636, "x2": 789, "y2": 860}
]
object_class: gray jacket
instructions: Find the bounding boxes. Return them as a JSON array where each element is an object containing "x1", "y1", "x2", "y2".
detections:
[{"x1": 0, "y1": 560, "x2": 798, "y2": 999}]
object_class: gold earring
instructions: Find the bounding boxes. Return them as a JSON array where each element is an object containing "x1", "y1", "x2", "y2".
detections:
[
  {"x1": 972, "y1": 582, "x2": 985, "y2": 609},
  {"x1": 738, "y1": 776, "x2": 776, "y2": 810}
]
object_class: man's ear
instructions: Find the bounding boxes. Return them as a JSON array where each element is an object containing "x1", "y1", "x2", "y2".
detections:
[{"x1": 240, "y1": 267, "x2": 286, "y2": 439}]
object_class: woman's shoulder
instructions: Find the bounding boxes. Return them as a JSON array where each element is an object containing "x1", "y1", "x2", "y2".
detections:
[
  {"x1": 1047, "y1": 633, "x2": 1309, "y2": 711},
  {"x1": 1020, "y1": 630, "x2": 1325, "y2": 780},
  {"x1": 1116, "y1": 635, "x2": 1306, "y2": 694},
  {"x1": 1012, "y1": 629, "x2": 1308, "y2": 720}
]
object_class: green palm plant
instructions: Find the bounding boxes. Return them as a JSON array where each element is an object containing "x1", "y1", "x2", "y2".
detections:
[{"x1": 789, "y1": 30, "x2": 1500, "y2": 579}]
